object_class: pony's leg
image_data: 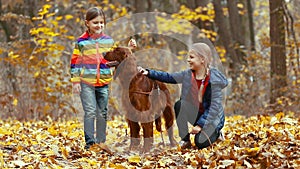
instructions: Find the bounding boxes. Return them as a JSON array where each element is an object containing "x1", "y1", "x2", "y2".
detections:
[
  {"x1": 141, "y1": 122, "x2": 153, "y2": 152},
  {"x1": 128, "y1": 120, "x2": 141, "y2": 150},
  {"x1": 155, "y1": 115, "x2": 162, "y2": 132},
  {"x1": 163, "y1": 104, "x2": 177, "y2": 146}
]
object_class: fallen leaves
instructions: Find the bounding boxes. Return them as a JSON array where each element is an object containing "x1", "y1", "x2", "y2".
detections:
[{"x1": 0, "y1": 112, "x2": 299, "y2": 168}]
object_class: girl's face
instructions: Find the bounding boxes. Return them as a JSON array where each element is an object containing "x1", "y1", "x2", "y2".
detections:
[
  {"x1": 85, "y1": 15, "x2": 105, "y2": 34},
  {"x1": 187, "y1": 50, "x2": 204, "y2": 70}
]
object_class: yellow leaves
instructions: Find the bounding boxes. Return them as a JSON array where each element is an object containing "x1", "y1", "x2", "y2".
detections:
[
  {"x1": 275, "y1": 112, "x2": 285, "y2": 119},
  {"x1": 67, "y1": 130, "x2": 80, "y2": 139},
  {"x1": 0, "y1": 127, "x2": 13, "y2": 136},
  {"x1": 108, "y1": 163, "x2": 127, "y2": 169},
  {"x1": 78, "y1": 158, "x2": 98, "y2": 166},
  {"x1": 174, "y1": 4, "x2": 215, "y2": 22},
  {"x1": 36, "y1": 133, "x2": 48, "y2": 142},
  {"x1": 128, "y1": 155, "x2": 141, "y2": 164},
  {"x1": 48, "y1": 126, "x2": 58, "y2": 136},
  {"x1": 219, "y1": 159, "x2": 235, "y2": 168},
  {"x1": 12, "y1": 98, "x2": 18, "y2": 106},
  {"x1": 38, "y1": 4, "x2": 52, "y2": 17},
  {"x1": 198, "y1": 29, "x2": 217, "y2": 42},
  {"x1": 245, "y1": 147, "x2": 260, "y2": 156},
  {"x1": 215, "y1": 46, "x2": 227, "y2": 62},
  {"x1": 61, "y1": 146, "x2": 69, "y2": 160},
  {"x1": 34, "y1": 72, "x2": 39, "y2": 78},
  {"x1": 65, "y1": 14, "x2": 73, "y2": 20},
  {"x1": 272, "y1": 148, "x2": 287, "y2": 159},
  {"x1": 119, "y1": 7, "x2": 127, "y2": 17},
  {"x1": 8, "y1": 51, "x2": 19, "y2": 59},
  {"x1": 0, "y1": 150, "x2": 4, "y2": 168},
  {"x1": 156, "y1": 16, "x2": 193, "y2": 35},
  {"x1": 56, "y1": 16, "x2": 63, "y2": 21},
  {"x1": 1, "y1": 113, "x2": 299, "y2": 168}
]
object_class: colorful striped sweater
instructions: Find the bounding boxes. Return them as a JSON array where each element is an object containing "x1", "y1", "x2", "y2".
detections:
[{"x1": 70, "y1": 31, "x2": 114, "y2": 86}]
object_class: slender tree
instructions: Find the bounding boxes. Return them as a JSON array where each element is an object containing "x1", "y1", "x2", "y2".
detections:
[
  {"x1": 213, "y1": 0, "x2": 240, "y2": 77},
  {"x1": 246, "y1": 0, "x2": 255, "y2": 51},
  {"x1": 269, "y1": 0, "x2": 287, "y2": 103}
]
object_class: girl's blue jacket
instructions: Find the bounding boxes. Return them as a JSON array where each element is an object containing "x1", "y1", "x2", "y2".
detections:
[{"x1": 147, "y1": 68, "x2": 228, "y2": 131}]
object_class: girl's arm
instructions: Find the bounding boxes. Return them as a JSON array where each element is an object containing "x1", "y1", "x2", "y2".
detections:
[
  {"x1": 70, "y1": 43, "x2": 82, "y2": 84},
  {"x1": 138, "y1": 66, "x2": 187, "y2": 84}
]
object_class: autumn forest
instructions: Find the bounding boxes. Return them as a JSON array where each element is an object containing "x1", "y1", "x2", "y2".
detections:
[{"x1": 0, "y1": 0, "x2": 299, "y2": 168}]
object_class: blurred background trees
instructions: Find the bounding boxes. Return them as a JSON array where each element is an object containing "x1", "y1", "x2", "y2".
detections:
[{"x1": 0, "y1": 0, "x2": 299, "y2": 120}]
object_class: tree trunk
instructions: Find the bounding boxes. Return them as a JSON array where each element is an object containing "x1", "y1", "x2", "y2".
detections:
[
  {"x1": 246, "y1": 0, "x2": 256, "y2": 51},
  {"x1": 227, "y1": 0, "x2": 244, "y2": 46},
  {"x1": 227, "y1": 0, "x2": 246, "y2": 63},
  {"x1": 213, "y1": 0, "x2": 240, "y2": 77},
  {"x1": 269, "y1": 0, "x2": 287, "y2": 103}
]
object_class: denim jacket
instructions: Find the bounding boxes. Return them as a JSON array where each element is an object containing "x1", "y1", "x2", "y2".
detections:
[{"x1": 147, "y1": 68, "x2": 228, "y2": 131}]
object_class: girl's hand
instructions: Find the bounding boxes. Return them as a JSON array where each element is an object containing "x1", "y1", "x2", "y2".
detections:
[
  {"x1": 190, "y1": 125, "x2": 201, "y2": 134},
  {"x1": 128, "y1": 39, "x2": 137, "y2": 49},
  {"x1": 137, "y1": 66, "x2": 148, "y2": 75},
  {"x1": 73, "y1": 83, "x2": 81, "y2": 93}
]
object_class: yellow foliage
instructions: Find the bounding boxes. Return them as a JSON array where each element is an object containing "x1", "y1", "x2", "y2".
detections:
[
  {"x1": 34, "y1": 72, "x2": 39, "y2": 78},
  {"x1": 56, "y1": 16, "x2": 63, "y2": 21},
  {"x1": 12, "y1": 98, "x2": 18, "y2": 106},
  {"x1": 44, "y1": 87, "x2": 53, "y2": 92},
  {"x1": 8, "y1": 51, "x2": 19, "y2": 59},
  {"x1": 65, "y1": 14, "x2": 73, "y2": 20},
  {"x1": 128, "y1": 155, "x2": 141, "y2": 164},
  {"x1": 38, "y1": 4, "x2": 52, "y2": 16},
  {"x1": 46, "y1": 12, "x2": 56, "y2": 18},
  {"x1": 0, "y1": 113, "x2": 299, "y2": 168}
]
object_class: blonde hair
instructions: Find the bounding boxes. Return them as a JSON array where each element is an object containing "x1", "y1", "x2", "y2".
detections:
[
  {"x1": 191, "y1": 43, "x2": 212, "y2": 69},
  {"x1": 191, "y1": 43, "x2": 212, "y2": 103}
]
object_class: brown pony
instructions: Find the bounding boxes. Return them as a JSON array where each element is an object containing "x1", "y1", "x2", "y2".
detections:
[{"x1": 105, "y1": 47, "x2": 176, "y2": 152}]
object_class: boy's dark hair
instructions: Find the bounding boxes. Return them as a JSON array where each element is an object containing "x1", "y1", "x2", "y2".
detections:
[{"x1": 85, "y1": 7, "x2": 106, "y2": 25}]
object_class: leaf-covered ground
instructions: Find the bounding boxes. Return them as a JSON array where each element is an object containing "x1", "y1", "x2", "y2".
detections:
[{"x1": 0, "y1": 112, "x2": 299, "y2": 168}]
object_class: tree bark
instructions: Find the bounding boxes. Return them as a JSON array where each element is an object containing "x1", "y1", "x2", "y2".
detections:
[
  {"x1": 227, "y1": 0, "x2": 243, "y2": 46},
  {"x1": 213, "y1": 0, "x2": 240, "y2": 77},
  {"x1": 246, "y1": 0, "x2": 256, "y2": 51},
  {"x1": 227, "y1": 0, "x2": 247, "y2": 63},
  {"x1": 269, "y1": 0, "x2": 287, "y2": 103}
]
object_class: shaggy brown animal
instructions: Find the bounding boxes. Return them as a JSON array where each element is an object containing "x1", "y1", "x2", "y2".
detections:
[{"x1": 105, "y1": 47, "x2": 177, "y2": 152}]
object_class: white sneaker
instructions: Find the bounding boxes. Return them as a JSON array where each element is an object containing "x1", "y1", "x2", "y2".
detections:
[{"x1": 218, "y1": 131, "x2": 225, "y2": 141}]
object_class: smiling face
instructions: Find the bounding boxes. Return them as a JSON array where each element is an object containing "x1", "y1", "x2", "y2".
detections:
[
  {"x1": 186, "y1": 50, "x2": 204, "y2": 71},
  {"x1": 85, "y1": 7, "x2": 106, "y2": 35},
  {"x1": 85, "y1": 15, "x2": 105, "y2": 34}
]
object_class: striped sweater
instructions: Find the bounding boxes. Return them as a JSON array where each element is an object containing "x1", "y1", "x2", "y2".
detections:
[{"x1": 70, "y1": 31, "x2": 114, "y2": 86}]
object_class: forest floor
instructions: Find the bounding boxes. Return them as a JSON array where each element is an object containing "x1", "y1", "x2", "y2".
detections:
[{"x1": 0, "y1": 112, "x2": 299, "y2": 168}]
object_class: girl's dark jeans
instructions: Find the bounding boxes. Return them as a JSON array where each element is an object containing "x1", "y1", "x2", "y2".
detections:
[{"x1": 174, "y1": 99, "x2": 220, "y2": 149}]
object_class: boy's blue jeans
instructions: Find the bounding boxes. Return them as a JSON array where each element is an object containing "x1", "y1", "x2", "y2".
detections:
[{"x1": 80, "y1": 82, "x2": 109, "y2": 146}]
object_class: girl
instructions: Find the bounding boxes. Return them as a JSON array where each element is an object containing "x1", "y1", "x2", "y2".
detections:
[
  {"x1": 137, "y1": 43, "x2": 228, "y2": 149},
  {"x1": 70, "y1": 7, "x2": 136, "y2": 150}
]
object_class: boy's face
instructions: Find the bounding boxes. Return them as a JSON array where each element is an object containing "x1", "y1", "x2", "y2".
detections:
[{"x1": 85, "y1": 15, "x2": 105, "y2": 34}]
